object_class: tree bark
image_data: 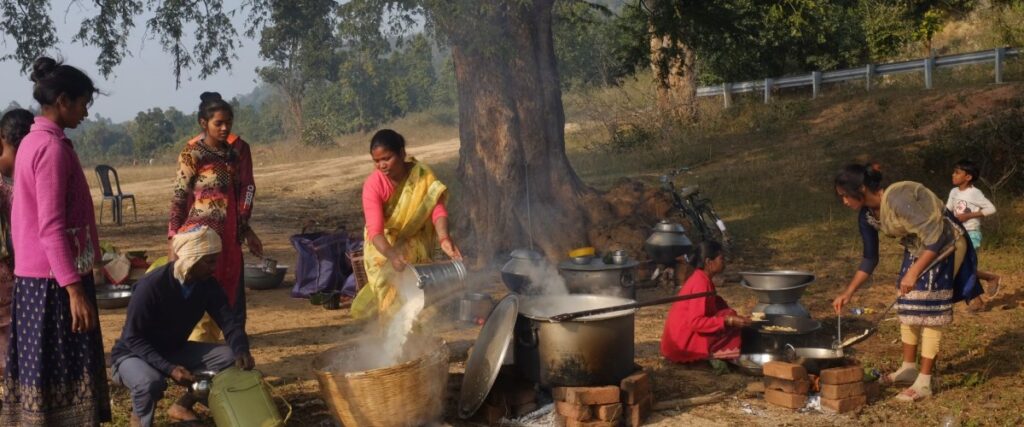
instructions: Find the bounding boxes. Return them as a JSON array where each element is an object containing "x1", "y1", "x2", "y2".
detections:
[
  {"x1": 650, "y1": 30, "x2": 698, "y2": 122},
  {"x1": 439, "y1": 0, "x2": 592, "y2": 263}
]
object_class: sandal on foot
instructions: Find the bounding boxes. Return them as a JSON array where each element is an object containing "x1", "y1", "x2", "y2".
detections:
[
  {"x1": 879, "y1": 371, "x2": 916, "y2": 387},
  {"x1": 894, "y1": 386, "x2": 930, "y2": 402}
]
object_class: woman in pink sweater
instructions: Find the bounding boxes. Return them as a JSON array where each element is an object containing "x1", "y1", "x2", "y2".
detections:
[{"x1": 0, "y1": 57, "x2": 111, "y2": 426}]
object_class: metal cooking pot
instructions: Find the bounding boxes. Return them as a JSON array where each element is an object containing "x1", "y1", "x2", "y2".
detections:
[
  {"x1": 458, "y1": 292, "x2": 495, "y2": 324},
  {"x1": 644, "y1": 220, "x2": 693, "y2": 265},
  {"x1": 500, "y1": 249, "x2": 547, "y2": 294},
  {"x1": 557, "y1": 258, "x2": 639, "y2": 299},
  {"x1": 515, "y1": 295, "x2": 636, "y2": 387}
]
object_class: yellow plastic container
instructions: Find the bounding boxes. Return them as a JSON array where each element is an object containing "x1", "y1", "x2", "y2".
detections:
[
  {"x1": 208, "y1": 367, "x2": 290, "y2": 427},
  {"x1": 568, "y1": 246, "x2": 596, "y2": 258}
]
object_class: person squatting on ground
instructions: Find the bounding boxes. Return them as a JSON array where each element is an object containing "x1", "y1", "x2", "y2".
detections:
[
  {"x1": 831, "y1": 163, "x2": 983, "y2": 402},
  {"x1": 1, "y1": 57, "x2": 111, "y2": 426},
  {"x1": 0, "y1": 108, "x2": 32, "y2": 375},
  {"x1": 661, "y1": 240, "x2": 751, "y2": 369},
  {"x1": 947, "y1": 159, "x2": 1001, "y2": 300},
  {"x1": 111, "y1": 226, "x2": 255, "y2": 427},
  {"x1": 168, "y1": 92, "x2": 262, "y2": 343}
]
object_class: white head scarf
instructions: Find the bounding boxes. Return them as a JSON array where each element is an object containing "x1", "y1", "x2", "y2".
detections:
[{"x1": 171, "y1": 226, "x2": 222, "y2": 283}]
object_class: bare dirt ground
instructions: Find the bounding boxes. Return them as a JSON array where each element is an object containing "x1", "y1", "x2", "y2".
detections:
[{"x1": 93, "y1": 84, "x2": 1024, "y2": 426}]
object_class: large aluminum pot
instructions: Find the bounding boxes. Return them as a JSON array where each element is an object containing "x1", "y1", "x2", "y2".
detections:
[
  {"x1": 557, "y1": 259, "x2": 638, "y2": 299},
  {"x1": 515, "y1": 295, "x2": 636, "y2": 387},
  {"x1": 644, "y1": 220, "x2": 693, "y2": 265}
]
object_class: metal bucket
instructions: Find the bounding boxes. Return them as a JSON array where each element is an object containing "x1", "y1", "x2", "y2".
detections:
[
  {"x1": 458, "y1": 292, "x2": 495, "y2": 324},
  {"x1": 410, "y1": 260, "x2": 467, "y2": 291}
]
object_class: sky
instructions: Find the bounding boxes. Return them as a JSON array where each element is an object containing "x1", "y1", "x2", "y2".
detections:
[{"x1": 0, "y1": 0, "x2": 267, "y2": 123}]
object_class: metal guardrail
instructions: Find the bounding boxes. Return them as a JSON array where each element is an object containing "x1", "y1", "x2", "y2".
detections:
[{"x1": 696, "y1": 47, "x2": 1020, "y2": 105}]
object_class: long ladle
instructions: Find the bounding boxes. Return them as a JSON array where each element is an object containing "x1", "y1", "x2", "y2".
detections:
[
  {"x1": 841, "y1": 244, "x2": 957, "y2": 349},
  {"x1": 549, "y1": 291, "x2": 716, "y2": 322}
]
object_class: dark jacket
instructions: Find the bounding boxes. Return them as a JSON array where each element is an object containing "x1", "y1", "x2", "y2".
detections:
[{"x1": 110, "y1": 262, "x2": 250, "y2": 375}]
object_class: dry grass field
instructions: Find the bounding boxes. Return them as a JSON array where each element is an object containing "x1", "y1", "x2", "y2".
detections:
[{"x1": 91, "y1": 78, "x2": 1024, "y2": 426}]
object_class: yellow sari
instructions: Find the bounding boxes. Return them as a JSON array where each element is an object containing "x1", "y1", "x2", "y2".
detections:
[{"x1": 351, "y1": 160, "x2": 448, "y2": 319}]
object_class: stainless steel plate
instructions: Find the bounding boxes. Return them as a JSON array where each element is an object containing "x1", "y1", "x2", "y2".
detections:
[{"x1": 458, "y1": 295, "x2": 519, "y2": 419}]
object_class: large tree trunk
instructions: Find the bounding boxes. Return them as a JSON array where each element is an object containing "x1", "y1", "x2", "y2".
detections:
[
  {"x1": 438, "y1": 0, "x2": 592, "y2": 263},
  {"x1": 650, "y1": 30, "x2": 698, "y2": 122}
]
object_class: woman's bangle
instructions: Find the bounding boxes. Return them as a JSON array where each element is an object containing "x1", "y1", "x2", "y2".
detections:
[{"x1": 439, "y1": 236, "x2": 452, "y2": 246}]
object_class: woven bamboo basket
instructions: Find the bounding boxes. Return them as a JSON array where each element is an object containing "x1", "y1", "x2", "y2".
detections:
[
  {"x1": 349, "y1": 249, "x2": 369, "y2": 290},
  {"x1": 313, "y1": 337, "x2": 449, "y2": 426}
]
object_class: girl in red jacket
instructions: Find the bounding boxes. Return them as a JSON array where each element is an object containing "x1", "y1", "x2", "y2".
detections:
[{"x1": 661, "y1": 240, "x2": 751, "y2": 364}]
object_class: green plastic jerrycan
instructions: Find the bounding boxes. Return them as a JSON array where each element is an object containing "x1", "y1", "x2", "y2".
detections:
[{"x1": 208, "y1": 367, "x2": 290, "y2": 427}]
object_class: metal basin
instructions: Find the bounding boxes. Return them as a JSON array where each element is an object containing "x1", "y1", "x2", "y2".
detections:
[
  {"x1": 96, "y1": 290, "x2": 132, "y2": 309},
  {"x1": 743, "y1": 282, "x2": 811, "y2": 305},
  {"x1": 557, "y1": 258, "x2": 639, "y2": 299},
  {"x1": 244, "y1": 265, "x2": 288, "y2": 290},
  {"x1": 739, "y1": 271, "x2": 814, "y2": 289}
]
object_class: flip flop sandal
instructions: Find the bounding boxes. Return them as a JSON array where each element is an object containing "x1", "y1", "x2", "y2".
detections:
[
  {"x1": 894, "y1": 387, "x2": 929, "y2": 402},
  {"x1": 879, "y1": 371, "x2": 916, "y2": 387}
]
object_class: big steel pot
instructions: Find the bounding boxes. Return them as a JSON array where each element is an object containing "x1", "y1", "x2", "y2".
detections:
[
  {"x1": 515, "y1": 295, "x2": 636, "y2": 387},
  {"x1": 557, "y1": 259, "x2": 639, "y2": 299}
]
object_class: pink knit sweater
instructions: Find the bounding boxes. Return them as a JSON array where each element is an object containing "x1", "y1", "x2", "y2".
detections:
[{"x1": 12, "y1": 117, "x2": 100, "y2": 286}]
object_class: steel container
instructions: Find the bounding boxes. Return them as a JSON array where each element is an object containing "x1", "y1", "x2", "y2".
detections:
[
  {"x1": 500, "y1": 249, "x2": 547, "y2": 294},
  {"x1": 458, "y1": 292, "x2": 495, "y2": 323},
  {"x1": 557, "y1": 258, "x2": 639, "y2": 299},
  {"x1": 644, "y1": 220, "x2": 693, "y2": 265}
]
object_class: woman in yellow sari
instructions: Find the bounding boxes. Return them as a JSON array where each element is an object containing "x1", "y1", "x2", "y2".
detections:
[{"x1": 351, "y1": 129, "x2": 462, "y2": 319}]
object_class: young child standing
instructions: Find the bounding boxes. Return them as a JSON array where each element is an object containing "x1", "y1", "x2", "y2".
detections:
[
  {"x1": 947, "y1": 159, "x2": 1000, "y2": 298},
  {"x1": 0, "y1": 108, "x2": 33, "y2": 375}
]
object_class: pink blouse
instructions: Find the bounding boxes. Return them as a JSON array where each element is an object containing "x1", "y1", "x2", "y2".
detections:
[{"x1": 362, "y1": 169, "x2": 447, "y2": 239}]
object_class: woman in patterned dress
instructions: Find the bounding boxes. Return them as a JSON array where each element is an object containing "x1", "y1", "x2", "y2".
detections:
[
  {"x1": 0, "y1": 108, "x2": 33, "y2": 375},
  {"x1": 831, "y1": 163, "x2": 981, "y2": 402},
  {"x1": 168, "y1": 92, "x2": 262, "y2": 343},
  {"x1": 1, "y1": 57, "x2": 111, "y2": 426}
]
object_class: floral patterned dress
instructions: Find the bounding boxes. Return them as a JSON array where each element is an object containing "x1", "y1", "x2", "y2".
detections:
[
  {"x1": 0, "y1": 177, "x2": 13, "y2": 373},
  {"x1": 168, "y1": 134, "x2": 255, "y2": 309}
]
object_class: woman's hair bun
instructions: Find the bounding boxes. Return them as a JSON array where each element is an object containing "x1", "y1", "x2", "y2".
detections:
[
  {"x1": 200, "y1": 91, "x2": 223, "y2": 103},
  {"x1": 30, "y1": 57, "x2": 59, "y2": 83}
]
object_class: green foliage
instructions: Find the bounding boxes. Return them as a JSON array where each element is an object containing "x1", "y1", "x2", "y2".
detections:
[
  {"x1": 553, "y1": 1, "x2": 637, "y2": 90},
  {"x1": 127, "y1": 108, "x2": 175, "y2": 157}
]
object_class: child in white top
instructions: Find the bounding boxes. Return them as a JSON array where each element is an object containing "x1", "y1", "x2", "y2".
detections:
[{"x1": 947, "y1": 159, "x2": 1000, "y2": 300}]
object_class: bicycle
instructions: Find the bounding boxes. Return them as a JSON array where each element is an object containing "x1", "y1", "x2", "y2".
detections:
[
  {"x1": 660, "y1": 166, "x2": 730, "y2": 248},
  {"x1": 648, "y1": 167, "x2": 731, "y2": 289}
]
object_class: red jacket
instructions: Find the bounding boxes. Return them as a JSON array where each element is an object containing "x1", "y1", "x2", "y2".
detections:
[{"x1": 660, "y1": 269, "x2": 737, "y2": 363}]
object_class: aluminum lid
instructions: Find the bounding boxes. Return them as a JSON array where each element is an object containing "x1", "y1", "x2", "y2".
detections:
[
  {"x1": 509, "y1": 248, "x2": 544, "y2": 260},
  {"x1": 458, "y1": 295, "x2": 519, "y2": 419}
]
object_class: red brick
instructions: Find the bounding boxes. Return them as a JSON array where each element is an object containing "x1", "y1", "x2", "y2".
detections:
[
  {"x1": 820, "y1": 366, "x2": 863, "y2": 385},
  {"x1": 821, "y1": 394, "x2": 867, "y2": 413},
  {"x1": 595, "y1": 403, "x2": 623, "y2": 422},
  {"x1": 764, "y1": 389, "x2": 807, "y2": 409},
  {"x1": 624, "y1": 394, "x2": 653, "y2": 426},
  {"x1": 762, "y1": 361, "x2": 807, "y2": 381},
  {"x1": 620, "y1": 371, "x2": 652, "y2": 404},
  {"x1": 763, "y1": 377, "x2": 810, "y2": 394},
  {"x1": 864, "y1": 381, "x2": 881, "y2": 402},
  {"x1": 820, "y1": 381, "x2": 865, "y2": 400},
  {"x1": 555, "y1": 401, "x2": 593, "y2": 421},
  {"x1": 554, "y1": 386, "x2": 621, "y2": 405}
]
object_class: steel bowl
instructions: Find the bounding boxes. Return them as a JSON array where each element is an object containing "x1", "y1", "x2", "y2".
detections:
[
  {"x1": 570, "y1": 255, "x2": 593, "y2": 265},
  {"x1": 738, "y1": 271, "x2": 815, "y2": 290},
  {"x1": 96, "y1": 290, "x2": 132, "y2": 309},
  {"x1": 244, "y1": 264, "x2": 288, "y2": 290}
]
